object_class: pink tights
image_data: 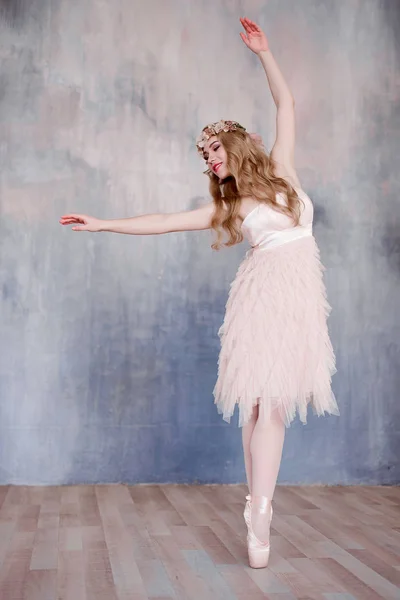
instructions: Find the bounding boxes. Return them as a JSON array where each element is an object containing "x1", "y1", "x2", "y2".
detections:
[{"x1": 242, "y1": 404, "x2": 286, "y2": 541}]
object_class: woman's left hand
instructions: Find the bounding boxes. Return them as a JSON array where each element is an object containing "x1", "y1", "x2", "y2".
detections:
[{"x1": 239, "y1": 17, "x2": 269, "y2": 55}]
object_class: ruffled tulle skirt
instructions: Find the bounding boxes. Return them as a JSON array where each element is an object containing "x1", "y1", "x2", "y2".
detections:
[{"x1": 213, "y1": 236, "x2": 339, "y2": 427}]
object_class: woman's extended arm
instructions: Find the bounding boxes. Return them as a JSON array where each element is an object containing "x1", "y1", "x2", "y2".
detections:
[
  {"x1": 59, "y1": 201, "x2": 215, "y2": 234},
  {"x1": 240, "y1": 17, "x2": 299, "y2": 183}
]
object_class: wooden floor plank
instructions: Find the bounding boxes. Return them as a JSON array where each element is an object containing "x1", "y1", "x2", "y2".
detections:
[
  {"x1": 152, "y1": 533, "x2": 210, "y2": 600},
  {"x1": 23, "y1": 569, "x2": 57, "y2": 600},
  {"x1": 57, "y1": 548, "x2": 86, "y2": 600},
  {"x1": 96, "y1": 486, "x2": 148, "y2": 599},
  {"x1": 314, "y1": 557, "x2": 387, "y2": 600},
  {"x1": 218, "y1": 563, "x2": 281, "y2": 599},
  {"x1": 349, "y1": 547, "x2": 400, "y2": 587},
  {"x1": 0, "y1": 484, "x2": 398, "y2": 600}
]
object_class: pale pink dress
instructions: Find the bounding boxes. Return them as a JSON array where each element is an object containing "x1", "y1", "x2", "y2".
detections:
[{"x1": 213, "y1": 188, "x2": 339, "y2": 427}]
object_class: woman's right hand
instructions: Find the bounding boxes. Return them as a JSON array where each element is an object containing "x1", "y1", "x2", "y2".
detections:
[
  {"x1": 239, "y1": 17, "x2": 269, "y2": 55},
  {"x1": 59, "y1": 213, "x2": 104, "y2": 232}
]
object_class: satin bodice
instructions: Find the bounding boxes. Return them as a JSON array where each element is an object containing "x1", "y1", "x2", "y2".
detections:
[{"x1": 241, "y1": 187, "x2": 313, "y2": 250}]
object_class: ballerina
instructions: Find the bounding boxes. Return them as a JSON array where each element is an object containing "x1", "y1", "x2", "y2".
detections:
[{"x1": 60, "y1": 17, "x2": 339, "y2": 569}]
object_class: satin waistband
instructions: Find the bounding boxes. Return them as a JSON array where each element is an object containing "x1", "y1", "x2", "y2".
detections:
[{"x1": 252, "y1": 227, "x2": 313, "y2": 251}]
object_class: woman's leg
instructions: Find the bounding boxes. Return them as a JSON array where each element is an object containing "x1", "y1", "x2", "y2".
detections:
[
  {"x1": 249, "y1": 407, "x2": 286, "y2": 541},
  {"x1": 242, "y1": 404, "x2": 259, "y2": 494}
]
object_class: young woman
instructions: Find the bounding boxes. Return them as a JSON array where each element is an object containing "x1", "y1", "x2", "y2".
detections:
[{"x1": 60, "y1": 17, "x2": 339, "y2": 569}]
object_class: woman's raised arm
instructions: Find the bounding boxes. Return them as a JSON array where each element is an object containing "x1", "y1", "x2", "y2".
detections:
[{"x1": 240, "y1": 17, "x2": 298, "y2": 183}]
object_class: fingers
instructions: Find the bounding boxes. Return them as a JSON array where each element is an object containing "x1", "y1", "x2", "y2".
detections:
[
  {"x1": 239, "y1": 32, "x2": 251, "y2": 47},
  {"x1": 248, "y1": 19, "x2": 260, "y2": 33},
  {"x1": 59, "y1": 214, "x2": 92, "y2": 231},
  {"x1": 240, "y1": 17, "x2": 251, "y2": 33},
  {"x1": 59, "y1": 214, "x2": 87, "y2": 226},
  {"x1": 60, "y1": 214, "x2": 87, "y2": 221},
  {"x1": 244, "y1": 17, "x2": 258, "y2": 31},
  {"x1": 241, "y1": 17, "x2": 261, "y2": 34}
]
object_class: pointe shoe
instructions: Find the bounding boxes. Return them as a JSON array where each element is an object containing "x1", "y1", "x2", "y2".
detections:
[
  {"x1": 247, "y1": 496, "x2": 273, "y2": 569},
  {"x1": 244, "y1": 494, "x2": 251, "y2": 528}
]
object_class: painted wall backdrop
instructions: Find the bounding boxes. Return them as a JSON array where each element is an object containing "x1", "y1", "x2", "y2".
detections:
[{"x1": 0, "y1": 0, "x2": 399, "y2": 485}]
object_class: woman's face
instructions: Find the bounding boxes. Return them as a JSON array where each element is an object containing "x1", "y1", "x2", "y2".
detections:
[{"x1": 203, "y1": 136, "x2": 229, "y2": 180}]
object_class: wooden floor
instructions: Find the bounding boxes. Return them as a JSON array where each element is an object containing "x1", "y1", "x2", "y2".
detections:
[{"x1": 0, "y1": 485, "x2": 399, "y2": 600}]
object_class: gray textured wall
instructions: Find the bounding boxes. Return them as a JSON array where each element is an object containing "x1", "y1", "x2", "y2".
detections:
[{"x1": 0, "y1": 0, "x2": 399, "y2": 485}]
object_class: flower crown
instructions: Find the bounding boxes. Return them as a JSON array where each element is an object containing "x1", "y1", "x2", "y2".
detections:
[{"x1": 196, "y1": 120, "x2": 246, "y2": 155}]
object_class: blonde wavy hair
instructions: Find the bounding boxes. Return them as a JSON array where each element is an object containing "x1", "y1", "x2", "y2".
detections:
[{"x1": 203, "y1": 128, "x2": 304, "y2": 250}]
